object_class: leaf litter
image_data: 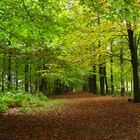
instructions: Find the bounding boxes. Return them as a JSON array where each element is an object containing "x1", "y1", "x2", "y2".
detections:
[{"x1": 0, "y1": 92, "x2": 140, "y2": 140}]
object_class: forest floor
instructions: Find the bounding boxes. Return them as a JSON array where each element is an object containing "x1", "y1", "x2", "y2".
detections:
[{"x1": 0, "y1": 92, "x2": 140, "y2": 140}]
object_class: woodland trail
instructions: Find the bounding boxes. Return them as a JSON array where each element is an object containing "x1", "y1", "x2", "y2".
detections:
[{"x1": 0, "y1": 92, "x2": 140, "y2": 140}]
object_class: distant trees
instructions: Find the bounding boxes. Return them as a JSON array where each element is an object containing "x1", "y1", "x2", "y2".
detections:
[{"x1": 79, "y1": 0, "x2": 140, "y2": 102}]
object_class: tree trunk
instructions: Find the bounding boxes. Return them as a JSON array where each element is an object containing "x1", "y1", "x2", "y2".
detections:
[
  {"x1": 126, "y1": 80, "x2": 129, "y2": 93},
  {"x1": 93, "y1": 65, "x2": 97, "y2": 93},
  {"x1": 15, "y1": 64, "x2": 18, "y2": 91},
  {"x1": 1, "y1": 54, "x2": 5, "y2": 92},
  {"x1": 131, "y1": 79, "x2": 133, "y2": 93},
  {"x1": 54, "y1": 79, "x2": 62, "y2": 95},
  {"x1": 1, "y1": 71, "x2": 4, "y2": 92},
  {"x1": 48, "y1": 81, "x2": 51, "y2": 93},
  {"x1": 29, "y1": 65, "x2": 33, "y2": 93},
  {"x1": 35, "y1": 79, "x2": 39, "y2": 93},
  {"x1": 25, "y1": 64, "x2": 29, "y2": 92},
  {"x1": 39, "y1": 78, "x2": 47, "y2": 94},
  {"x1": 110, "y1": 44, "x2": 114, "y2": 95},
  {"x1": 104, "y1": 66, "x2": 108, "y2": 95},
  {"x1": 120, "y1": 45, "x2": 125, "y2": 96},
  {"x1": 127, "y1": 25, "x2": 140, "y2": 102},
  {"x1": 97, "y1": 16, "x2": 105, "y2": 95},
  {"x1": 99, "y1": 64, "x2": 105, "y2": 95},
  {"x1": 39, "y1": 66, "x2": 47, "y2": 94},
  {"x1": 89, "y1": 77, "x2": 93, "y2": 92},
  {"x1": 7, "y1": 55, "x2": 12, "y2": 91}
]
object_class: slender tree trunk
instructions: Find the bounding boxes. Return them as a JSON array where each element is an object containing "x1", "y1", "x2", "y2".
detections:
[
  {"x1": 99, "y1": 64, "x2": 105, "y2": 95},
  {"x1": 35, "y1": 80, "x2": 38, "y2": 92},
  {"x1": 93, "y1": 65, "x2": 97, "y2": 93},
  {"x1": 25, "y1": 63, "x2": 29, "y2": 92},
  {"x1": 131, "y1": 79, "x2": 133, "y2": 93},
  {"x1": 120, "y1": 45, "x2": 125, "y2": 96},
  {"x1": 97, "y1": 16, "x2": 105, "y2": 95},
  {"x1": 1, "y1": 71, "x2": 4, "y2": 92},
  {"x1": 110, "y1": 44, "x2": 114, "y2": 95},
  {"x1": 54, "y1": 79, "x2": 62, "y2": 95},
  {"x1": 35, "y1": 65, "x2": 40, "y2": 93},
  {"x1": 15, "y1": 64, "x2": 18, "y2": 90},
  {"x1": 29, "y1": 65, "x2": 33, "y2": 93},
  {"x1": 126, "y1": 80, "x2": 129, "y2": 93},
  {"x1": 104, "y1": 66, "x2": 108, "y2": 95},
  {"x1": 7, "y1": 39, "x2": 12, "y2": 91},
  {"x1": 39, "y1": 66, "x2": 47, "y2": 94},
  {"x1": 89, "y1": 77, "x2": 93, "y2": 92},
  {"x1": 39, "y1": 78, "x2": 47, "y2": 94},
  {"x1": 7, "y1": 55, "x2": 12, "y2": 91},
  {"x1": 15, "y1": 73, "x2": 18, "y2": 90},
  {"x1": 1, "y1": 54, "x2": 5, "y2": 92},
  {"x1": 127, "y1": 24, "x2": 140, "y2": 102},
  {"x1": 48, "y1": 81, "x2": 51, "y2": 93},
  {"x1": 83, "y1": 79, "x2": 88, "y2": 92}
]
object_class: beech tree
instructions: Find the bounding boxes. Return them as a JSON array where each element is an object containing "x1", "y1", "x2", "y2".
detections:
[{"x1": 107, "y1": 0, "x2": 140, "y2": 102}]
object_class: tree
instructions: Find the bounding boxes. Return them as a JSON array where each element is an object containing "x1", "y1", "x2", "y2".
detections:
[{"x1": 107, "y1": 0, "x2": 140, "y2": 101}]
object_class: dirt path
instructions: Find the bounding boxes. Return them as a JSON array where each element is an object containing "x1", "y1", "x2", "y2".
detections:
[{"x1": 0, "y1": 93, "x2": 140, "y2": 140}]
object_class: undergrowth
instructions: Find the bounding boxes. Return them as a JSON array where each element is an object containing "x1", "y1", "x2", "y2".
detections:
[{"x1": 0, "y1": 92, "x2": 64, "y2": 113}]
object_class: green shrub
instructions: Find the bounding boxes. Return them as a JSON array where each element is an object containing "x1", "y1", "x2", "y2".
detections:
[
  {"x1": 0, "y1": 92, "x2": 49, "y2": 112},
  {"x1": 0, "y1": 93, "x2": 24, "y2": 107},
  {"x1": 0, "y1": 100, "x2": 9, "y2": 112},
  {"x1": 0, "y1": 91, "x2": 64, "y2": 113}
]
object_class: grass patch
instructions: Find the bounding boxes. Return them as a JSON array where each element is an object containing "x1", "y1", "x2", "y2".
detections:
[{"x1": 19, "y1": 99, "x2": 64, "y2": 113}]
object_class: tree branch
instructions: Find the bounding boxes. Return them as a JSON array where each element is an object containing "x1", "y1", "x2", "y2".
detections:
[
  {"x1": 0, "y1": 25, "x2": 27, "y2": 43},
  {"x1": 22, "y1": 0, "x2": 34, "y2": 23},
  {"x1": 104, "y1": 51, "x2": 131, "y2": 62}
]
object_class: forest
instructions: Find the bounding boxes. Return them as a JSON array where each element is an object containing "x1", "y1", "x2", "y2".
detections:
[{"x1": 0, "y1": 0, "x2": 140, "y2": 139}]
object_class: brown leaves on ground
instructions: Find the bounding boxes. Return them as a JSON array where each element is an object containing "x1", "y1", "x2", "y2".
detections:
[{"x1": 0, "y1": 92, "x2": 140, "y2": 140}]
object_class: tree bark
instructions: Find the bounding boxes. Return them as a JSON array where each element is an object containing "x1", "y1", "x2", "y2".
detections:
[
  {"x1": 54, "y1": 79, "x2": 62, "y2": 95},
  {"x1": 1, "y1": 71, "x2": 4, "y2": 92},
  {"x1": 7, "y1": 39, "x2": 12, "y2": 91},
  {"x1": 29, "y1": 65, "x2": 33, "y2": 93},
  {"x1": 39, "y1": 66, "x2": 47, "y2": 94},
  {"x1": 104, "y1": 66, "x2": 108, "y2": 95},
  {"x1": 93, "y1": 65, "x2": 97, "y2": 93},
  {"x1": 99, "y1": 64, "x2": 105, "y2": 95},
  {"x1": 131, "y1": 79, "x2": 133, "y2": 93},
  {"x1": 89, "y1": 77, "x2": 93, "y2": 92},
  {"x1": 110, "y1": 44, "x2": 114, "y2": 95},
  {"x1": 39, "y1": 78, "x2": 47, "y2": 94},
  {"x1": 7, "y1": 55, "x2": 12, "y2": 91},
  {"x1": 120, "y1": 45, "x2": 125, "y2": 96},
  {"x1": 1, "y1": 54, "x2": 5, "y2": 92},
  {"x1": 25, "y1": 64, "x2": 29, "y2": 92},
  {"x1": 97, "y1": 16, "x2": 105, "y2": 95},
  {"x1": 15, "y1": 64, "x2": 18, "y2": 91},
  {"x1": 126, "y1": 80, "x2": 129, "y2": 93},
  {"x1": 127, "y1": 25, "x2": 140, "y2": 102}
]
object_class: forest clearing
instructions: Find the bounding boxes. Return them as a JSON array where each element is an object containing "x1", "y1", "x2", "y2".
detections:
[{"x1": 0, "y1": 92, "x2": 140, "y2": 140}]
